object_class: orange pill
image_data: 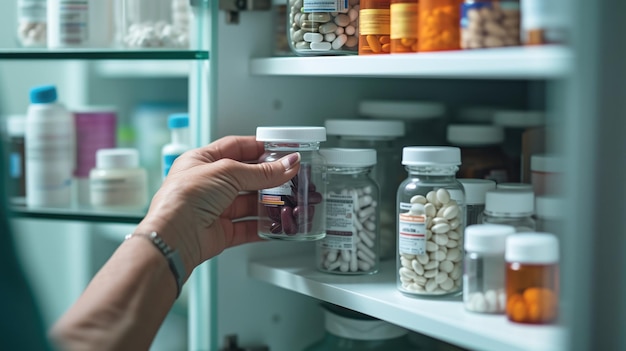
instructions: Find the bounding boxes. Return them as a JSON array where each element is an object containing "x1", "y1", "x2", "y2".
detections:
[
  {"x1": 382, "y1": 43, "x2": 391, "y2": 53},
  {"x1": 527, "y1": 302, "x2": 542, "y2": 323},
  {"x1": 511, "y1": 300, "x2": 528, "y2": 323},
  {"x1": 401, "y1": 38, "x2": 416, "y2": 46},
  {"x1": 379, "y1": 36, "x2": 391, "y2": 44},
  {"x1": 366, "y1": 35, "x2": 382, "y2": 53}
]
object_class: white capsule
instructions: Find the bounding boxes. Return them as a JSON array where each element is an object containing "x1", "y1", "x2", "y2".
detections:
[
  {"x1": 364, "y1": 221, "x2": 376, "y2": 231},
  {"x1": 327, "y1": 249, "x2": 338, "y2": 262},
  {"x1": 446, "y1": 239, "x2": 458, "y2": 248},
  {"x1": 440, "y1": 260, "x2": 454, "y2": 273},
  {"x1": 426, "y1": 191, "x2": 439, "y2": 206},
  {"x1": 324, "y1": 33, "x2": 336, "y2": 42},
  {"x1": 449, "y1": 218, "x2": 460, "y2": 230},
  {"x1": 358, "y1": 195, "x2": 373, "y2": 208},
  {"x1": 401, "y1": 256, "x2": 412, "y2": 269},
  {"x1": 310, "y1": 41, "x2": 332, "y2": 50},
  {"x1": 424, "y1": 203, "x2": 436, "y2": 217},
  {"x1": 340, "y1": 262, "x2": 349, "y2": 272},
  {"x1": 357, "y1": 260, "x2": 371, "y2": 271},
  {"x1": 358, "y1": 231, "x2": 374, "y2": 248},
  {"x1": 400, "y1": 276, "x2": 413, "y2": 284},
  {"x1": 414, "y1": 276, "x2": 427, "y2": 285},
  {"x1": 402, "y1": 253, "x2": 416, "y2": 260},
  {"x1": 471, "y1": 292, "x2": 488, "y2": 312},
  {"x1": 431, "y1": 250, "x2": 446, "y2": 261},
  {"x1": 341, "y1": 249, "x2": 350, "y2": 262},
  {"x1": 426, "y1": 230, "x2": 432, "y2": 240},
  {"x1": 358, "y1": 206, "x2": 376, "y2": 219},
  {"x1": 331, "y1": 33, "x2": 348, "y2": 49},
  {"x1": 353, "y1": 216, "x2": 364, "y2": 231},
  {"x1": 409, "y1": 203, "x2": 426, "y2": 215},
  {"x1": 433, "y1": 217, "x2": 448, "y2": 226},
  {"x1": 448, "y1": 230, "x2": 461, "y2": 240},
  {"x1": 436, "y1": 188, "x2": 451, "y2": 205},
  {"x1": 363, "y1": 186, "x2": 372, "y2": 194},
  {"x1": 426, "y1": 241, "x2": 438, "y2": 252},
  {"x1": 432, "y1": 223, "x2": 451, "y2": 234},
  {"x1": 484, "y1": 290, "x2": 498, "y2": 313},
  {"x1": 410, "y1": 195, "x2": 427, "y2": 204},
  {"x1": 424, "y1": 261, "x2": 438, "y2": 270},
  {"x1": 450, "y1": 264, "x2": 463, "y2": 280},
  {"x1": 357, "y1": 250, "x2": 375, "y2": 265},
  {"x1": 443, "y1": 205, "x2": 459, "y2": 220},
  {"x1": 327, "y1": 260, "x2": 342, "y2": 271},
  {"x1": 357, "y1": 242, "x2": 376, "y2": 259},
  {"x1": 411, "y1": 260, "x2": 424, "y2": 275},
  {"x1": 435, "y1": 272, "x2": 449, "y2": 284},
  {"x1": 319, "y1": 22, "x2": 338, "y2": 34},
  {"x1": 400, "y1": 267, "x2": 419, "y2": 280}
]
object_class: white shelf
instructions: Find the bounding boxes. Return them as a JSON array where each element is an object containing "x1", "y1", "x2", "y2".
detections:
[
  {"x1": 95, "y1": 61, "x2": 191, "y2": 78},
  {"x1": 250, "y1": 46, "x2": 572, "y2": 79},
  {"x1": 249, "y1": 256, "x2": 566, "y2": 351}
]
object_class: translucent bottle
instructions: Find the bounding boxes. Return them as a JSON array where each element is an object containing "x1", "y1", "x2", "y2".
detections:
[
  {"x1": 458, "y1": 178, "x2": 495, "y2": 226},
  {"x1": 317, "y1": 148, "x2": 379, "y2": 275},
  {"x1": 161, "y1": 113, "x2": 191, "y2": 180},
  {"x1": 358, "y1": 0, "x2": 391, "y2": 55},
  {"x1": 506, "y1": 233, "x2": 559, "y2": 324},
  {"x1": 256, "y1": 127, "x2": 327, "y2": 241},
  {"x1": 397, "y1": 146, "x2": 465, "y2": 297},
  {"x1": 390, "y1": 0, "x2": 418, "y2": 53},
  {"x1": 461, "y1": 0, "x2": 521, "y2": 49},
  {"x1": 325, "y1": 119, "x2": 405, "y2": 260},
  {"x1": 25, "y1": 85, "x2": 75, "y2": 208},
  {"x1": 463, "y1": 224, "x2": 515, "y2": 314},
  {"x1": 418, "y1": 0, "x2": 462, "y2": 52},
  {"x1": 482, "y1": 189, "x2": 535, "y2": 232},
  {"x1": 89, "y1": 148, "x2": 148, "y2": 210},
  {"x1": 17, "y1": 0, "x2": 47, "y2": 47}
]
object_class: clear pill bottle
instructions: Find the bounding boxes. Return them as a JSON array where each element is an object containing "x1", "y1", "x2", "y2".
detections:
[
  {"x1": 256, "y1": 127, "x2": 327, "y2": 241},
  {"x1": 506, "y1": 233, "x2": 559, "y2": 324},
  {"x1": 483, "y1": 189, "x2": 535, "y2": 232},
  {"x1": 397, "y1": 146, "x2": 465, "y2": 297},
  {"x1": 358, "y1": 0, "x2": 391, "y2": 55},
  {"x1": 89, "y1": 148, "x2": 148, "y2": 210},
  {"x1": 17, "y1": 0, "x2": 47, "y2": 47},
  {"x1": 325, "y1": 119, "x2": 405, "y2": 260},
  {"x1": 317, "y1": 148, "x2": 379, "y2": 275},
  {"x1": 118, "y1": 0, "x2": 188, "y2": 48},
  {"x1": 458, "y1": 178, "x2": 495, "y2": 226},
  {"x1": 463, "y1": 224, "x2": 515, "y2": 314},
  {"x1": 303, "y1": 303, "x2": 415, "y2": 351},
  {"x1": 461, "y1": 0, "x2": 521, "y2": 50},
  {"x1": 287, "y1": 0, "x2": 360, "y2": 56}
]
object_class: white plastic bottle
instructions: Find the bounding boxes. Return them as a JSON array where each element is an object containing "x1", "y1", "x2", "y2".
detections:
[
  {"x1": 161, "y1": 113, "x2": 190, "y2": 180},
  {"x1": 25, "y1": 85, "x2": 75, "y2": 207}
]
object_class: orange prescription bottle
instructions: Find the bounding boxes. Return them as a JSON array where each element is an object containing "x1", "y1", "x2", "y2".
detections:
[
  {"x1": 505, "y1": 233, "x2": 560, "y2": 324},
  {"x1": 418, "y1": 0, "x2": 462, "y2": 52},
  {"x1": 359, "y1": 0, "x2": 391, "y2": 55},
  {"x1": 390, "y1": 0, "x2": 419, "y2": 53}
]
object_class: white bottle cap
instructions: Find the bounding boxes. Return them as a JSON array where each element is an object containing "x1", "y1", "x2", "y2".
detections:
[
  {"x1": 96, "y1": 148, "x2": 140, "y2": 169},
  {"x1": 6, "y1": 115, "x2": 26, "y2": 136},
  {"x1": 358, "y1": 100, "x2": 446, "y2": 120},
  {"x1": 319, "y1": 148, "x2": 377, "y2": 167},
  {"x1": 506, "y1": 233, "x2": 559, "y2": 264},
  {"x1": 496, "y1": 182, "x2": 534, "y2": 191},
  {"x1": 446, "y1": 124, "x2": 504, "y2": 146},
  {"x1": 485, "y1": 190, "x2": 534, "y2": 216},
  {"x1": 531, "y1": 154, "x2": 564, "y2": 173},
  {"x1": 535, "y1": 196, "x2": 564, "y2": 220},
  {"x1": 465, "y1": 224, "x2": 515, "y2": 254},
  {"x1": 256, "y1": 126, "x2": 326, "y2": 142},
  {"x1": 325, "y1": 119, "x2": 405, "y2": 139},
  {"x1": 493, "y1": 110, "x2": 546, "y2": 128},
  {"x1": 458, "y1": 179, "x2": 496, "y2": 205},
  {"x1": 402, "y1": 146, "x2": 461, "y2": 166}
]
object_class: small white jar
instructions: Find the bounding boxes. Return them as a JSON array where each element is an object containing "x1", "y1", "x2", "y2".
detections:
[
  {"x1": 482, "y1": 190, "x2": 536, "y2": 232},
  {"x1": 89, "y1": 148, "x2": 148, "y2": 210}
]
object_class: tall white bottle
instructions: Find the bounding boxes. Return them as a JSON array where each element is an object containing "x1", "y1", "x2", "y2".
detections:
[
  {"x1": 161, "y1": 113, "x2": 190, "y2": 180},
  {"x1": 25, "y1": 85, "x2": 75, "y2": 207}
]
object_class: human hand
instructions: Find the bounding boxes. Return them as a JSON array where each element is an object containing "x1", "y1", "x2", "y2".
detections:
[{"x1": 134, "y1": 135, "x2": 300, "y2": 280}]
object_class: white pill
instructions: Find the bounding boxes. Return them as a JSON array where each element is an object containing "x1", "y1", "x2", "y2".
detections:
[
  {"x1": 443, "y1": 205, "x2": 459, "y2": 220},
  {"x1": 410, "y1": 195, "x2": 427, "y2": 204},
  {"x1": 484, "y1": 290, "x2": 498, "y2": 313},
  {"x1": 471, "y1": 293, "x2": 488, "y2": 311},
  {"x1": 435, "y1": 272, "x2": 448, "y2": 284},
  {"x1": 449, "y1": 218, "x2": 460, "y2": 230},
  {"x1": 358, "y1": 231, "x2": 374, "y2": 247},
  {"x1": 426, "y1": 241, "x2": 438, "y2": 252},
  {"x1": 327, "y1": 249, "x2": 338, "y2": 262},
  {"x1": 345, "y1": 25, "x2": 356, "y2": 35},
  {"x1": 357, "y1": 261, "x2": 371, "y2": 271},
  {"x1": 411, "y1": 260, "x2": 424, "y2": 275},
  {"x1": 436, "y1": 188, "x2": 451, "y2": 204},
  {"x1": 409, "y1": 203, "x2": 425, "y2": 215},
  {"x1": 414, "y1": 276, "x2": 427, "y2": 285},
  {"x1": 426, "y1": 230, "x2": 432, "y2": 240},
  {"x1": 424, "y1": 269, "x2": 437, "y2": 278},
  {"x1": 433, "y1": 234, "x2": 449, "y2": 246},
  {"x1": 358, "y1": 205, "x2": 375, "y2": 219},
  {"x1": 292, "y1": 29, "x2": 305, "y2": 42},
  {"x1": 359, "y1": 195, "x2": 373, "y2": 208},
  {"x1": 327, "y1": 260, "x2": 342, "y2": 271},
  {"x1": 364, "y1": 221, "x2": 376, "y2": 231},
  {"x1": 334, "y1": 14, "x2": 350, "y2": 26},
  {"x1": 400, "y1": 267, "x2": 419, "y2": 280},
  {"x1": 340, "y1": 262, "x2": 349, "y2": 272},
  {"x1": 440, "y1": 260, "x2": 454, "y2": 273},
  {"x1": 401, "y1": 257, "x2": 412, "y2": 269},
  {"x1": 432, "y1": 223, "x2": 451, "y2": 234},
  {"x1": 425, "y1": 279, "x2": 438, "y2": 292},
  {"x1": 353, "y1": 216, "x2": 364, "y2": 231},
  {"x1": 417, "y1": 254, "x2": 429, "y2": 265},
  {"x1": 331, "y1": 33, "x2": 348, "y2": 49},
  {"x1": 400, "y1": 276, "x2": 413, "y2": 284},
  {"x1": 357, "y1": 242, "x2": 376, "y2": 259},
  {"x1": 424, "y1": 261, "x2": 438, "y2": 270},
  {"x1": 437, "y1": 207, "x2": 446, "y2": 218},
  {"x1": 357, "y1": 250, "x2": 375, "y2": 265},
  {"x1": 424, "y1": 203, "x2": 436, "y2": 217},
  {"x1": 324, "y1": 33, "x2": 336, "y2": 42},
  {"x1": 446, "y1": 248, "x2": 461, "y2": 262},
  {"x1": 402, "y1": 253, "x2": 416, "y2": 260},
  {"x1": 341, "y1": 249, "x2": 350, "y2": 262},
  {"x1": 426, "y1": 217, "x2": 433, "y2": 230},
  {"x1": 440, "y1": 245, "x2": 448, "y2": 254},
  {"x1": 431, "y1": 250, "x2": 446, "y2": 261},
  {"x1": 426, "y1": 191, "x2": 439, "y2": 206},
  {"x1": 450, "y1": 264, "x2": 463, "y2": 280},
  {"x1": 497, "y1": 289, "x2": 507, "y2": 311},
  {"x1": 445, "y1": 239, "x2": 458, "y2": 248},
  {"x1": 448, "y1": 230, "x2": 461, "y2": 240},
  {"x1": 433, "y1": 217, "x2": 448, "y2": 226},
  {"x1": 408, "y1": 283, "x2": 426, "y2": 292},
  {"x1": 311, "y1": 42, "x2": 332, "y2": 51},
  {"x1": 361, "y1": 229, "x2": 375, "y2": 240},
  {"x1": 440, "y1": 277, "x2": 455, "y2": 291}
]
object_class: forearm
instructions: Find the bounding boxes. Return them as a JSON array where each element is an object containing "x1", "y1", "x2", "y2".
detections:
[{"x1": 50, "y1": 237, "x2": 178, "y2": 351}]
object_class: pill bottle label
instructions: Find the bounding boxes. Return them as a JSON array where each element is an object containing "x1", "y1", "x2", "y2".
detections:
[
  {"x1": 398, "y1": 202, "x2": 426, "y2": 255},
  {"x1": 359, "y1": 9, "x2": 391, "y2": 36},
  {"x1": 303, "y1": 0, "x2": 349, "y2": 13},
  {"x1": 390, "y1": 3, "x2": 418, "y2": 39},
  {"x1": 53, "y1": 0, "x2": 89, "y2": 46},
  {"x1": 90, "y1": 176, "x2": 146, "y2": 206},
  {"x1": 323, "y1": 193, "x2": 357, "y2": 250},
  {"x1": 260, "y1": 180, "x2": 293, "y2": 204}
]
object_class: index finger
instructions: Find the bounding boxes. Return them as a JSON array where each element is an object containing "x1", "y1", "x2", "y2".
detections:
[{"x1": 194, "y1": 135, "x2": 265, "y2": 163}]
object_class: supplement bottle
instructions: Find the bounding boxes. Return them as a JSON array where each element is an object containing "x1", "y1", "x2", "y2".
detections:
[
  {"x1": 506, "y1": 233, "x2": 559, "y2": 324},
  {"x1": 287, "y1": 0, "x2": 360, "y2": 56},
  {"x1": 461, "y1": 0, "x2": 521, "y2": 49},
  {"x1": 464, "y1": 224, "x2": 515, "y2": 314},
  {"x1": 325, "y1": 119, "x2": 405, "y2": 260},
  {"x1": 482, "y1": 189, "x2": 535, "y2": 231},
  {"x1": 47, "y1": 0, "x2": 89, "y2": 47},
  {"x1": 89, "y1": 148, "x2": 148, "y2": 210},
  {"x1": 418, "y1": 0, "x2": 462, "y2": 52},
  {"x1": 390, "y1": 0, "x2": 418, "y2": 53},
  {"x1": 358, "y1": 0, "x2": 391, "y2": 55},
  {"x1": 256, "y1": 126, "x2": 327, "y2": 241},
  {"x1": 25, "y1": 85, "x2": 75, "y2": 208},
  {"x1": 5, "y1": 116, "x2": 27, "y2": 201},
  {"x1": 397, "y1": 146, "x2": 465, "y2": 297},
  {"x1": 458, "y1": 178, "x2": 495, "y2": 226},
  {"x1": 303, "y1": 304, "x2": 415, "y2": 351},
  {"x1": 118, "y1": 0, "x2": 188, "y2": 48},
  {"x1": 162, "y1": 113, "x2": 191, "y2": 180},
  {"x1": 317, "y1": 148, "x2": 379, "y2": 275},
  {"x1": 17, "y1": 0, "x2": 47, "y2": 47}
]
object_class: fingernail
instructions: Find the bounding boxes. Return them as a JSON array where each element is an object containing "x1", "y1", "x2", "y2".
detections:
[{"x1": 281, "y1": 152, "x2": 300, "y2": 171}]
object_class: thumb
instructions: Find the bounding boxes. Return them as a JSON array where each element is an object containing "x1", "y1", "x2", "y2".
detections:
[{"x1": 233, "y1": 152, "x2": 301, "y2": 191}]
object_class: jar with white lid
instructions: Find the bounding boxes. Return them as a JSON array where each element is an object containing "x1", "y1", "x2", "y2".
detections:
[
  {"x1": 17, "y1": 0, "x2": 47, "y2": 47},
  {"x1": 89, "y1": 148, "x2": 148, "y2": 210},
  {"x1": 256, "y1": 126, "x2": 327, "y2": 241},
  {"x1": 447, "y1": 124, "x2": 512, "y2": 183},
  {"x1": 397, "y1": 146, "x2": 465, "y2": 297},
  {"x1": 458, "y1": 178, "x2": 495, "y2": 226},
  {"x1": 482, "y1": 190, "x2": 535, "y2": 232},
  {"x1": 531, "y1": 154, "x2": 563, "y2": 196},
  {"x1": 325, "y1": 119, "x2": 404, "y2": 260},
  {"x1": 317, "y1": 148, "x2": 379, "y2": 274},
  {"x1": 506, "y1": 233, "x2": 559, "y2": 324},
  {"x1": 464, "y1": 224, "x2": 515, "y2": 314},
  {"x1": 359, "y1": 100, "x2": 447, "y2": 147}
]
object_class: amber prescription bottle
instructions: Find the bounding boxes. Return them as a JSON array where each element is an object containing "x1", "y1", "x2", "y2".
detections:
[
  {"x1": 418, "y1": 0, "x2": 462, "y2": 52},
  {"x1": 505, "y1": 233, "x2": 559, "y2": 324},
  {"x1": 256, "y1": 126, "x2": 327, "y2": 241},
  {"x1": 359, "y1": 0, "x2": 391, "y2": 55},
  {"x1": 390, "y1": 0, "x2": 419, "y2": 53}
]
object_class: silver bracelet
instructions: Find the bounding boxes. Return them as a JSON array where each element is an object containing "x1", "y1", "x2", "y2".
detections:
[{"x1": 125, "y1": 231, "x2": 185, "y2": 298}]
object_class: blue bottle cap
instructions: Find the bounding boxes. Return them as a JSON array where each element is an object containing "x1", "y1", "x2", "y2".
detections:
[
  {"x1": 168, "y1": 113, "x2": 189, "y2": 129},
  {"x1": 30, "y1": 85, "x2": 58, "y2": 104}
]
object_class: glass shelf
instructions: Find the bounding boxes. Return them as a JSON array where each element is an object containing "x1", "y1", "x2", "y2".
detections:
[
  {"x1": 0, "y1": 49, "x2": 209, "y2": 61},
  {"x1": 10, "y1": 203, "x2": 146, "y2": 224}
]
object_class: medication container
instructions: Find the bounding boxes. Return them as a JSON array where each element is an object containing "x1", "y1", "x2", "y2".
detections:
[{"x1": 0, "y1": 1, "x2": 622, "y2": 351}]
